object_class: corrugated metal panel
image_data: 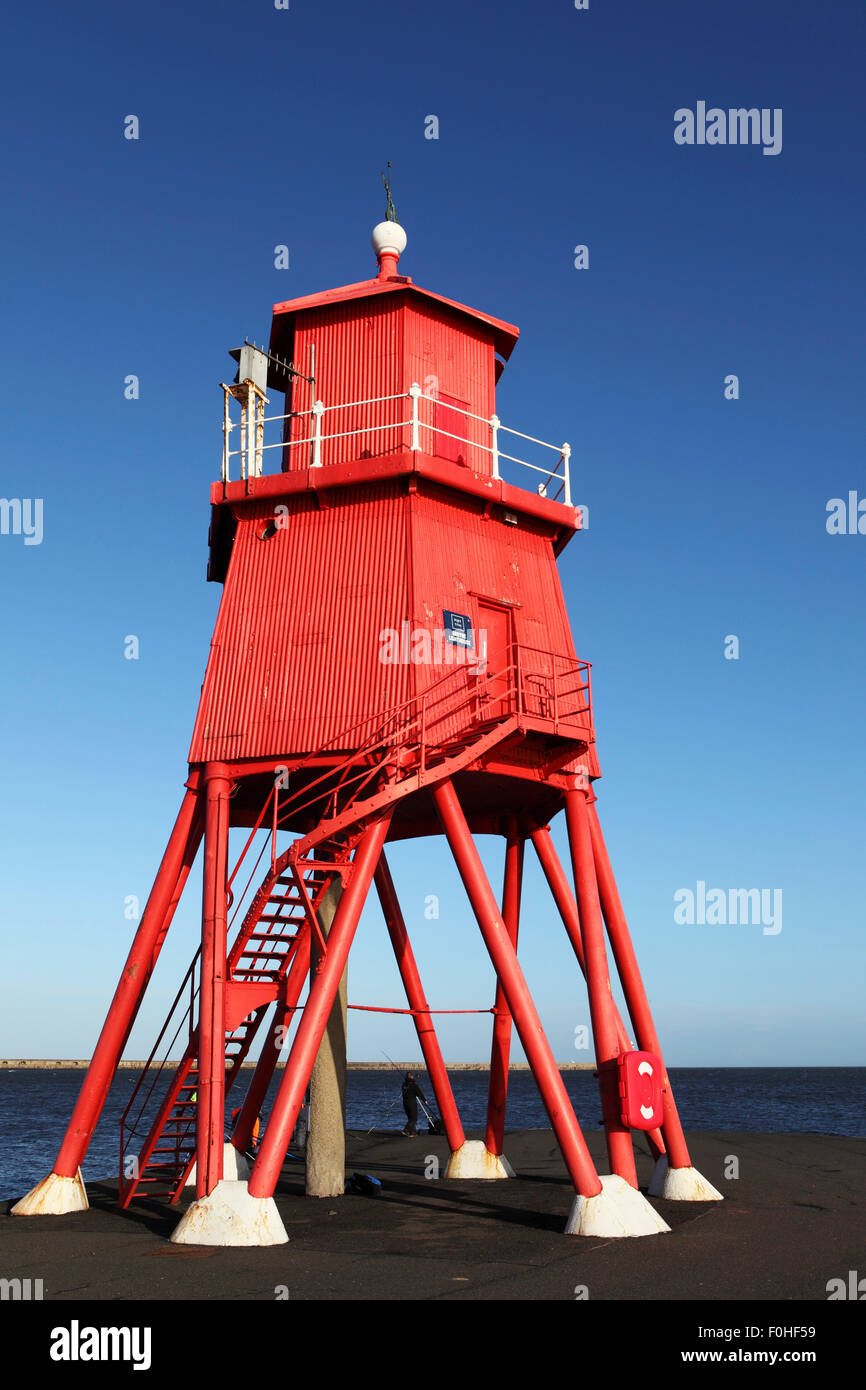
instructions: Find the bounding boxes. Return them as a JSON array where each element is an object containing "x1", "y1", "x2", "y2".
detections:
[
  {"x1": 190, "y1": 473, "x2": 586, "y2": 765},
  {"x1": 408, "y1": 486, "x2": 579, "y2": 743},
  {"x1": 404, "y1": 303, "x2": 494, "y2": 474},
  {"x1": 285, "y1": 300, "x2": 403, "y2": 469},
  {"x1": 189, "y1": 481, "x2": 412, "y2": 761},
  {"x1": 270, "y1": 277, "x2": 519, "y2": 361},
  {"x1": 280, "y1": 296, "x2": 495, "y2": 477}
]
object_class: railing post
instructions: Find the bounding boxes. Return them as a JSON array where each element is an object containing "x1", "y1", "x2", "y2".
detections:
[
  {"x1": 221, "y1": 387, "x2": 231, "y2": 483},
  {"x1": 562, "y1": 442, "x2": 572, "y2": 507},
  {"x1": 514, "y1": 646, "x2": 522, "y2": 716},
  {"x1": 409, "y1": 382, "x2": 422, "y2": 452},
  {"x1": 420, "y1": 696, "x2": 426, "y2": 777},
  {"x1": 255, "y1": 390, "x2": 265, "y2": 478},
  {"x1": 312, "y1": 400, "x2": 325, "y2": 468},
  {"x1": 490, "y1": 413, "x2": 500, "y2": 480},
  {"x1": 246, "y1": 383, "x2": 256, "y2": 481}
]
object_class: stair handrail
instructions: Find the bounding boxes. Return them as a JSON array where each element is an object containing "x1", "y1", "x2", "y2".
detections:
[
  {"x1": 268, "y1": 649, "x2": 592, "y2": 837},
  {"x1": 271, "y1": 650, "x2": 593, "y2": 841},
  {"x1": 267, "y1": 662, "x2": 477, "y2": 827},
  {"x1": 119, "y1": 952, "x2": 199, "y2": 1155}
]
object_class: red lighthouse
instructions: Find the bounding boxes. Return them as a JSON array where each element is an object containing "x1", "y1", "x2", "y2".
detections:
[{"x1": 14, "y1": 210, "x2": 722, "y2": 1241}]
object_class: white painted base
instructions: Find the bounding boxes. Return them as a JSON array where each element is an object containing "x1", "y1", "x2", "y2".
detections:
[
  {"x1": 184, "y1": 1142, "x2": 249, "y2": 1188},
  {"x1": 11, "y1": 1168, "x2": 89, "y2": 1216},
  {"x1": 565, "y1": 1174, "x2": 671, "y2": 1237},
  {"x1": 649, "y1": 1157, "x2": 724, "y2": 1201},
  {"x1": 170, "y1": 1180, "x2": 288, "y2": 1246},
  {"x1": 444, "y1": 1140, "x2": 515, "y2": 1180}
]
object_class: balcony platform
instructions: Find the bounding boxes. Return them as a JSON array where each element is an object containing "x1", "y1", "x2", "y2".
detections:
[{"x1": 211, "y1": 447, "x2": 582, "y2": 552}]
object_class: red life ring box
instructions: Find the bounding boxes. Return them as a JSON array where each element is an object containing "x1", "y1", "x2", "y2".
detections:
[{"x1": 617, "y1": 1051, "x2": 664, "y2": 1130}]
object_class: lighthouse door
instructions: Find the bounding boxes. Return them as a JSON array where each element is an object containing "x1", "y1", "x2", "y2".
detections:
[{"x1": 476, "y1": 601, "x2": 514, "y2": 720}]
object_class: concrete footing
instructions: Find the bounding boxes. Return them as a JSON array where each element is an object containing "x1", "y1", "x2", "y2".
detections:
[
  {"x1": 170, "y1": 1180, "x2": 288, "y2": 1246},
  {"x1": 444, "y1": 1140, "x2": 515, "y2": 1179},
  {"x1": 184, "y1": 1142, "x2": 250, "y2": 1188},
  {"x1": 565, "y1": 1174, "x2": 671, "y2": 1237},
  {"x1": 649, "y1": 1156, "x2": 724, "y2": 1201},
  {"x1": 11, "y1": 1168, "x2": 89, "y2": 1216}
]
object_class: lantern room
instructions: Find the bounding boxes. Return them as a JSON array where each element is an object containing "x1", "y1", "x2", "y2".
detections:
[{"x1": 268, "y1": 220, "x2": 519, "y2": 475}]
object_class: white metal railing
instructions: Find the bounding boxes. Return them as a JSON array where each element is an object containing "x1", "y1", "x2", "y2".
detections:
[{"x1": 220, "y1": 384, "x2": 572, "y2": 506}]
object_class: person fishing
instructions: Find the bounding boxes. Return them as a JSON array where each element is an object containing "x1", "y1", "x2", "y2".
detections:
[{"x1": 401, "y1": 1071, "x2": 428, "y2": 1137}]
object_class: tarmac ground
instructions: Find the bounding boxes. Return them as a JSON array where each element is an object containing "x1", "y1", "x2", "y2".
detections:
[{"x1": 3, "y1": 1127, "x2": 864, "y2": 1303}]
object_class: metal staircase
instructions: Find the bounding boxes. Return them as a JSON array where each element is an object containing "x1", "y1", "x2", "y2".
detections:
[
  {"x1": 119, "y1": 650, "x2": 593, "y2": 1205},
  {"x1": 118, "y1": 836, "x2": 358, "y2": 1206}
]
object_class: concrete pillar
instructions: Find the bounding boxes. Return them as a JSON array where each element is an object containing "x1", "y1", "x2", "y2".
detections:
[{"x1": 305, "y1": 874, "x2": 347, "y2": 1197}]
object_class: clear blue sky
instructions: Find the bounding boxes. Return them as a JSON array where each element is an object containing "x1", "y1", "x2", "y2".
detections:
[{"x1": 1, "y1": 0, "x2": 863, "y2": 1067}]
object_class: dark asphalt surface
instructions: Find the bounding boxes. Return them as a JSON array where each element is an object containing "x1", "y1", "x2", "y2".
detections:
[{"x1": 3, "y1": 1129, "x2": 864, "y2": 1302}]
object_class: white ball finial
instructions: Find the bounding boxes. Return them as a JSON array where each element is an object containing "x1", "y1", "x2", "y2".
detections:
[{"x1": 371, "y1": 220, "x2": 407, "y2": 261}]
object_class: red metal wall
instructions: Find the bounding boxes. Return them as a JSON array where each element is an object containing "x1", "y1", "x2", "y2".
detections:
[
  {"x1": 408, "y1": 486, "x2": 577, "y2": 742},
  {"x1": 279, "y1": 294, "x2": 496, "y2": 474},
  {"x1": 190, "y1": 476, "x2": 577, "y2": 765},
  {"x1": 403, "y1": 302, "x2": 495, "y2": 473},
  {"x1": 284, "y1": 299, "x2": 404, "y2": 469},
  {"x1": 189, "y1": 481, "x2": 412, "y2": 762}
]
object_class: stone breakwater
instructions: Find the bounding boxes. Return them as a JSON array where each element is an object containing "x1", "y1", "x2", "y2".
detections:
[{"x1": 0, "y1": 1059, "x2": 597, "y2": 1070}]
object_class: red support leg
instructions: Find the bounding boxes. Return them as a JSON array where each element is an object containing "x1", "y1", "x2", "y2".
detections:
[
  {"x1": 530, "y1": 823, "x2": 666, "y2": 1160},
  {"x1": 432, "y1": 780, "x2": 602, "y2": 1199},
  {"x1": 231, "y1": 922, "x2": 312, "y2": 1156},
  {"x1": 530, "y1": 824, "x2": 589, "y2": 970},
  {"x1": 587, "y1": 798, "x2": 692, "y2": 1170},
  {"x1": 196, "y1": 764, "x2": 232, "y2": 1199},
  {"x1": 485, "y1": 821, "x2": 523, "y2": 1157},
  {"x1": 374, "y1": 852, "x2": 465, "y2": 1154},
  {"x1": 248, "y1": 813, "x2": 393, "y2": 1199},
  {"x1": 565, "y1": 785, "x2": 639, "y2": 1188},
  {"x1": 54, "y1": 776, "x2": 204, "y2": 1179}
]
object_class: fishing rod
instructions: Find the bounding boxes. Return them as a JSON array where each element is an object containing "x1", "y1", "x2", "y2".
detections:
[
  {"x1": 366, "y1": 1094, "x2": 400, "y2": 1135},
  {"x1": 224, "y1": 1115, "x2": 303, "y2": 1163},
  {"x1": 365, "y1": 1053, "x2": 406, "y2": 1133}
]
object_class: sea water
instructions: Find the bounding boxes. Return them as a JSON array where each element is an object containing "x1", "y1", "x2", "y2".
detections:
[{"x1": 1, "y1": 1066, "x2": 863, "y2": 1203}]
